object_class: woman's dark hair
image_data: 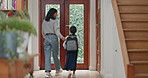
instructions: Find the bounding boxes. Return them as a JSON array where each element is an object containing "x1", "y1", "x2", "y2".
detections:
[
  {"x1": 45, "y1": 8, "x2": 57, "y2": 21},
  {"x1": 70, "y1": 26, "x2": 77, "y2": 35}
]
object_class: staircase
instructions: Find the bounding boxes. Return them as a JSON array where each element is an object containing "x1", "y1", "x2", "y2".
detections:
[{"x1": 112, "y1": 0, "x2": 148, "y2": 78}]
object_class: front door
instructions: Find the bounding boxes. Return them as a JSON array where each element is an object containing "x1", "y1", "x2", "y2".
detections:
[{"x1": 39, "y1": 0, "x2": 90, "y2": 70}]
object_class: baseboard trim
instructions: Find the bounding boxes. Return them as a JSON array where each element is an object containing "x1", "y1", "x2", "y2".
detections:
[
  {"x1": 34, "y1": 65, "x2": 40, "y2": 71},
  {"x1": 89, "y1": 66, "x2": 96, "y2": 71},
  {"x1": 105, "y1": 74, "x2": 113, "y2": 78}
]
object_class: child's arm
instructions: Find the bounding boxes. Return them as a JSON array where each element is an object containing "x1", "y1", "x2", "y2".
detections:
[
  {"x1": 63, "y1": 41, "x2": 66, "y2": 49},
  {"x1": 63, "y1": 36, "x2": 68, "y2": 49},
  {"x1": 77, "y1": 37, "x2": 80, "y2": 47}
]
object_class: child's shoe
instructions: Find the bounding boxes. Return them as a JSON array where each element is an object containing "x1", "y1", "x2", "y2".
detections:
[{"x1": 68, "y1": 70, "x2": 72, "y2": 78}]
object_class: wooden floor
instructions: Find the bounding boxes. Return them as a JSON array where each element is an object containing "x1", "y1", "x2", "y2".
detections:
[{"x1": 25, "y1": 70, "x2": 101, "y2": 78}]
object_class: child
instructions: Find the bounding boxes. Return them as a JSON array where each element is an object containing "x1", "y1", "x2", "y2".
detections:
[{"x1": 63, "y1": 26, "x2": 79, "y2": 78}]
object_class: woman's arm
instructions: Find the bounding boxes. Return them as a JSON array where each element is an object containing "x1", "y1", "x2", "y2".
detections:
[
  {"x1": 42, "y1": 21, "x2": 45, "y2": 38},
  {"x1": 54, "y1": 20, "x2": 65, "y2": 40}
]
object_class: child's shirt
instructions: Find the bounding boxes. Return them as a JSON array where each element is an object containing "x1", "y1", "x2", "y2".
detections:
[{"x1": 63, "y1": 35, "x2": 80, "y2": 50}]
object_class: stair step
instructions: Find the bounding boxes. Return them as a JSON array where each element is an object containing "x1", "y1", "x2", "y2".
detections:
[
  {"x1": 127, "y1": 40, "x2": 148, "y2": 49},
  {"x1": 126, "y1": 39, "x2": 148, "y2": 41},
  {"x1": 129, "y1": 52, "x2": 148, "y2": 61},
  {"x1": 121, "y1": 14, "x2": 148, "y2": 22},
  {"x1": 118, "y1": 3, "x2": 148, "y2": 6},
  {"x1": 121, "y1": 13, "x2": 148, "y2": 16},
  {"x1": 118, "y1": 4, "x2": 148, "y2": 6},
  {"x1": 124, "y1": 31, "x2": 148, "y2": 39},
  {"x1": 134, "y1": 64, "x2": 148, "y2": 74},
  {"x1": 135, "y1": 74, "x2": 148, "y2": 78},
  {"x1": 117, "y1": 0, "x2": 148, "y2": 6},
  {"x1": 131, "y1": 61, "x2": 148, "y2": 64},
  {"x1": 119, "y1": 6, "x2": 148, "y2": 14},
  {"x1": 124, "y1": 29, "x2": 148, "y2": 32},
  {"x1": 128, "y1": 49, "x2": 148, "y2": 52},
  {"x1": 120, "y1": 11, "x2": 148, "y2": 14},
  {"x1": 122, "y1": 20, "x2": 148, "y2": 22},
  {"x1": 122, "y1": 22, "x2": 148, "y2": 31}
]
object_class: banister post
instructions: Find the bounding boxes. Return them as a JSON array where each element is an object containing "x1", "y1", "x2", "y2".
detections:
[{"x1": 127, "y1": 64, "x2": 134, "y2": 78}]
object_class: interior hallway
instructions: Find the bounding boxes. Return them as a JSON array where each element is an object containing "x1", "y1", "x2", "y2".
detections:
[{"x1": 25, "y1": 70, "x2": 101, "y2": 78}]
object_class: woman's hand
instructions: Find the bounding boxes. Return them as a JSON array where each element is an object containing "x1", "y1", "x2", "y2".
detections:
[{"x1": 61, "y1": 37, "x2": 66, "y2": 41}]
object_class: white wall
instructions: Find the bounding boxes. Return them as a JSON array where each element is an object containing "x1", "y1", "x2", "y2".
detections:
[
  {"x1": 89, "y1": 0, "x2": 97, "y2": 71},
  {"x1": 28, "y1": 0, "x2": 40, "y2": 70},
  {"x1": 100, "y1": 0, "x2": 126, "y2": 78}
]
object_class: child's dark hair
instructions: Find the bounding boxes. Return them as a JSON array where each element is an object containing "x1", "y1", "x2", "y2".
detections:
[
  {"x1": 70, "y1": 26, "x2": 77, "y2": 35},
  {"x1": 45, "y1": 8, "x2": 57, "y2": 21}
]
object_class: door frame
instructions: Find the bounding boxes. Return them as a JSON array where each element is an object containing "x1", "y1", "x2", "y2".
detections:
[
  {"x1": 65, "y1": 0, "x2": 90, "y2": 69},
  {"x1": 38, "y1": 0, "x2": 90, "y2": 70},
  {"x1": 96, "y1": 0, "x2": 101, "y2": 71}
]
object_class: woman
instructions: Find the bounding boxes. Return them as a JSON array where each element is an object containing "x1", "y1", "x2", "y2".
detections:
[{"x1": 42, "y1": 8, "x2": 65, "y2": 77}]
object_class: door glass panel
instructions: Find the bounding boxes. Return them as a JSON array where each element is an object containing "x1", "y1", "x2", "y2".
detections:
[
  {"x1": 45, "y1": 4, "x2": 60, "y2": 63},
  {"x1": 69, "y1": 4, "x2": 84, "y2": 63}
]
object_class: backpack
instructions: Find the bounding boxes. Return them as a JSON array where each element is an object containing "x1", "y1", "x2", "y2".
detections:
[{"x1": 65, "y1": 35, "x2": 78, "y2": 52}]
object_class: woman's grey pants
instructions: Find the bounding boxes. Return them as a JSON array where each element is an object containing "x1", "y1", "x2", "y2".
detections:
[{"x1": 44, "y1": 35, "x2": 60, "y2": 71}]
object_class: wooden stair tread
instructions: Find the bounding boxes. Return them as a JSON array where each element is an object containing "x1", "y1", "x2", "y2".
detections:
[
  {"x1": 123, "y1": 29, "x2": 148, "y2": 32},
  {"x1": 122, "y1": 20, "x2": 148, "y2": 22},
  {"x1": 135, "y1": 74, "x2": 148, "y2": 77},
  {"x1": 128, "y1": 49, "x2": 148, "y2": 52},
  {"x1": 117, "y1": 0, "x2": 148, "y2": 6},
  {"x1": 118, "y1": 4, "x2": 148, "y2": 6},
  {"x1": 126, "y1": 39, "x2": 148, "y2": 41},
  {"x1": 131, "y1": 61, "x2": 148, "y2": 64},
  {"x1": 120, "y1": 11, "x2": 148, "y2": 14}
]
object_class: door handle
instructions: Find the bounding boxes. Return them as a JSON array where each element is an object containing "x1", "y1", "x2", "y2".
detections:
[{"x1": 66, "y1": 25, "x2": 71, "y2": 27}]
